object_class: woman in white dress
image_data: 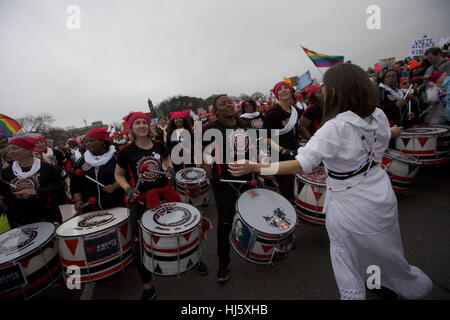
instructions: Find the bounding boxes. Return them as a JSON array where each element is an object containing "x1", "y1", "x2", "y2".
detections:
[{"x1": 228, "y1": 63, "x2": 433, "y2": 300}]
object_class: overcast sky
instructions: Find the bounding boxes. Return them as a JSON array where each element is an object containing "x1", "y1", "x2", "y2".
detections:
[{"x1": 1, "y1": 0, "x2": 449, "y2": 129}]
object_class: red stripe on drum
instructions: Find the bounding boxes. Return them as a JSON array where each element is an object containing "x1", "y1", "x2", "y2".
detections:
[
  {"x1": 0, "y1": 262, "x2": 61, "y2": 299},
  {"x1": 296, "y1": 211, "x2": 326, "y2": 225},
  {"x1": 143, "y1": 237, "x2": 199, "y2": 254},
  {"x1": 77, "y1": 255, "x2": 133, "y2": 283},
  {"x1": 122, "y1": 241, "x2": 131, "y2": 252},
  {"x1": 61, "y1": 257, "x2": 86, "y2": 267},
  {"x1": 397, "y1": 149, "x2": 435, "y2": 155},
  {"x1": 294, "y1": 197, "x2": 323, "y2": 212},
  {"x1": 88, "y1": 253, "x2": 119, "y2": 266},
  {"x1": 392, "y1": 187, "x2": 407, "y2": 194},
  {"x1": 390, "y1": 175, "x2": 414, "y2": 183}
]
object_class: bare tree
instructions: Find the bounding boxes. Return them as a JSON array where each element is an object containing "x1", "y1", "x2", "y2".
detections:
[{"x1": 18, "y1": 113, "x2": 55, "y2": 133}]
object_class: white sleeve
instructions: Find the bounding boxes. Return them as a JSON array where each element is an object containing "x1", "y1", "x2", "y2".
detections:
[{"x1": 295, "y1": 121, "x2": 340, "y2": 174}]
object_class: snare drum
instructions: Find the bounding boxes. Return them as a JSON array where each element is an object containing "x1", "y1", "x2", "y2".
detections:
[
  {"x1": 381, "y1": 149, "x2": 422, "y2": 195},
  {"x1": 0, "y1": 222, "x2": 61, "y2": 300},
  {"x1": 140, "y1": 202, "x2": 201, "y2": 276},
  {"x1": 56, "y1": 207, "x2": 132, "y2": 283},
  {"x1": 294, "y1": 166, "x2": 327, "y2": 225},
  {"x1": 175, "y1": 168, "x2": 209, "y2": 206},
  {"x1": 230, "y1": 188, "x2": 296, "y2": 264},
  {"x1": 414, "y1": 124, "x2": 450, "y2": 157},
  {"x1": 396, "y1": 127, "x2": 449, "y2": 165}
]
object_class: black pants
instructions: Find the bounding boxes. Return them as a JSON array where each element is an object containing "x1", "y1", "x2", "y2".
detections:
[
  {"x1": 275, "y1": 174, "x2": 294, "y2": 202},
  {"x1": 130, "y1": 202, "x2": 152, "y2": 284},
  {"x1": 211, "y1": 181, "x2": 251, "y2": 266}
]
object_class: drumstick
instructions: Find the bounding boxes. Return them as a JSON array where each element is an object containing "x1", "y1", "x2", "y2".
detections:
[
  {"x1": 402, "y1": 84, "x2": 413, "y2": 101},
  {"x1": 133, "y1": 163, "x2": 149, "y2": 194},
  {"x1": 77, "y1": 196, "x2": 97, "y2": 213},
  {"x1": 220, "y1": 179, "x2": 258, "y2": 186},
  {"x1": 1, "y1": 179, "x2": 18, "y2": 190},
  {"x1": 74, "y1": 169, "x2": 106, "y2": 188}
]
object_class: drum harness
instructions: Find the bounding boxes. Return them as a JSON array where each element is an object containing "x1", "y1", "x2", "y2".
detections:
[{"x1": 326, "y1": 125, "x2": 379, "y2": 192}]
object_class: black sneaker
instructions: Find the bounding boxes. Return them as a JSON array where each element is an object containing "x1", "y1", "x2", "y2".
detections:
[
  {"x1": 216, "y1": 262, "x2": 230, "y2": 283},
  {"x1": 141, "y1": 287, "x2": 157, "y2": 300},
  {"x1": 194, "y1": 261, "x2": 209, "y2": 275}
]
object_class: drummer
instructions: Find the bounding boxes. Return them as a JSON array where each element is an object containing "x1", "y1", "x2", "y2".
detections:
[
  {"x1": 114, "y1": 112, "x2": 207, "y2": 300},
  {"x1": 201, "y1": 94, "x2": 255, "y2": 283},
  {"x1": 70, "y1": 127, "x2": 125, "y2": 213},
  {"x1": 229, "y1": 63, "x2": 432, "y2": 300},
  {"x1": 166, "y1": 111, "x2": 194, "y2": 172},
  {"x1": 0, "y1": 137, "x2": 64, "y2": 228},
  {"x1": 379, "y1": 69, "x2": 419, "y2": 128},
  {"x1": 239, "y1": 99, "x2": 265, "y2": 129}
]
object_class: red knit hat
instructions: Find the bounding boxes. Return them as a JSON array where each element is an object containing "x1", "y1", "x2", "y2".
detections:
[
  {"x1": 85, "y1": 127, "x2": 111, "y2": 141},
  {"x1": 409, "y1": 60, "x2": 421, "y2": 71},
  {"x1": 8, "y1": 137, "x2": 37, "y2": 151},
  {"x1": 122, "y1": 112, "x2": 150, "y2": 134},
  {"x1": 271, "y1": 81, "x2": 293, "y2": 99},
  {"x1": 170, "y1": 111, "x2": 185, "y2": 119},
  {"x1": 305, "y1": 85, "x2": 322, "y2": 99}
]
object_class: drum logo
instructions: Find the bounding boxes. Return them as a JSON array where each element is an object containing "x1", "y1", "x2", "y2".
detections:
[
  {"x1": 251, "y1": 118, "x2": 263, "y2": 129},
  {"x1": 77, "y1": 212, "x2": 115, "y2": 229},
  {"x1": 263, "y1": 208, "x2": 292, "y2": 231},
  {"x1": 153, "y1": 206, "x2": 192, "y2": 227},
  {"x1": 181, "y1": 169, "x2": 203, "y2": 181},
  {"x1": 11, "y1": 176, "x2": 39, "y2": 195},
  {"x1": 0, "y1": 228, "x2": 38, "y2": 256}
]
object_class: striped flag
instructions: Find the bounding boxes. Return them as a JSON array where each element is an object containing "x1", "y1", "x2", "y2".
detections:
[
  {"x1": 301, "y1": 46, "x2": 344, "y2": 68},
  {"x1": 0, "y1": 114, "x2": 23, "y2": 138}
]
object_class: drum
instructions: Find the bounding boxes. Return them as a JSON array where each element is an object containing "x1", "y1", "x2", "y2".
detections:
[
  {"x1": 55, "y1": 207, "x2": 132, "y2": 283},
  {"x1": 381, "y1": 149, "x2": 423, "y2": 195},
  {"x1": 294, "y1": 166, "x2": 327, "y2": 225},
  {"x1": 0, "y1": 222, "x2": 61, "y2": 300},
  {"x1": 230, "y1": 188, "x2": 296, "y2": 264},
  {"x1": 414, "y1": 124, "x2": 450, "y2": 157},
  {"x1": 396, "y1": 127, "x2": 449, "y2": 165},
  {"x1": 140, "y1": 202, "x2": 202, "y2": 276},
  {"x1": 175, "y1": 168, "x2": 209, "y2": 206}
]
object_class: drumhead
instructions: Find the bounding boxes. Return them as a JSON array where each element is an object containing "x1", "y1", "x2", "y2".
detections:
[
  {"x1": 400, "y1": 127, "x2": 447, "y2": 136},
  {"x1": 56, "y1": 207, "x2": 129, "y2": 237},
  {"x1": 0, "y1": 222, "x2": 55, "y2": 265},
  {"x1": 237, "y1": 188, "x2": 296, "y2": 236},
  {"x1": 384, "y1": 149, "x2": 423, "y2": 165},
  {"x1": 175, "y1": 168, "x2": 206, "y2": 184},
  {"x1": 296, "y1": 166, "x2": 327, "y2": 186},
  {"x1": 141, "y1": 202, "x2": 201, "y2": 235}
]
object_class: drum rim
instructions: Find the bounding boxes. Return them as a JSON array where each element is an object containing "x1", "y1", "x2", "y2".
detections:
[
  {"x1": 140, "y1": 202, "x2": 202, "y2": 235},
  {"x1": 55, "y1": 218, "x2": 128, "y2": 239},
  {"x1": 55, "y1": 207, "x2": 129, "y2": 237},
  {"x1": 384, "y1": 149, "x2": 424, "y2": 165},
  {"x1": 236, "y1": 188, "x2": 297, "y2": 236},
  {"x1": 295, "y1": 166, "x2": 327, "y2": 186},
  {"x1": 0, "y1": 222, "x2": 56, "y2": 265},
  {"x1": 399, "y1": 127, "x2": 447, "y2": 136}
]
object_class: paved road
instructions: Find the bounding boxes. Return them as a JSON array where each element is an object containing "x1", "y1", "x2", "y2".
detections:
[{"x1": 37, "y1": 163, "x2": 450, "y2": 301}]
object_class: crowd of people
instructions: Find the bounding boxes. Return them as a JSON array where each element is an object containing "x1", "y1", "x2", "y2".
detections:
[{"x1": 0, "y1": 46, "x2": 449, "y2": 300}]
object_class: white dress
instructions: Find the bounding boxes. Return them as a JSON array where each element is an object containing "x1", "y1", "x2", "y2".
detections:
[{"x1": 295, "y1": 108, "x2": 433, "y2": 300}]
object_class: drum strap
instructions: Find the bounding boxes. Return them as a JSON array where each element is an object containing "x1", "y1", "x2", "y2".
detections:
[{"x1": 327, "y1": 161, "x2": 379, "y2": 180}]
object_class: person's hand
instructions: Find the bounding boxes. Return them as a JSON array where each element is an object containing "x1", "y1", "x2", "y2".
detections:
[
  {"x1": 103, "y1": 184, "x2": 117, "y2": 194},
  {"x1": 13, "y1": 189, "x2": 37, "y2": 198},
  {"x1": 396, "y1": 99, "x2": 407, "y2": 107},
  {"x1": 228, "y1": 160, "x2": 258, "y2": 177},
  {"x1": 126, "y1": 187, "x2": 139, "y2": 201},
  {"x1": 408, "y1": 112, "x2": 416, "y2": 120},
  {"x1": 74, "y1": 200, "x2": 83, "y2": 212},
  {"x1": 391, "y1": 125, "x2": 404, "y2": 139}
]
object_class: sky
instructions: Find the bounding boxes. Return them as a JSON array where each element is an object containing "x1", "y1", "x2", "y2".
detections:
[{"x1": 0, "y1": 0, "x2": 449, "y2": 129}]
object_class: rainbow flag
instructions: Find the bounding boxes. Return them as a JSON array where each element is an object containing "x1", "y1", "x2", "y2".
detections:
[
  {"x1": 301, "y1": 46, "x2": 344, "y2": 68},
  {"x1": 0, "y1": 113, "x2": 22, "y2": 138}
]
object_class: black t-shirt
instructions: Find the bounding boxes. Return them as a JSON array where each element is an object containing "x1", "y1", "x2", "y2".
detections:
[
  {"x1": 240, "y1": 115, "x2": 265, "y2": 130},
  {"x1": 263, "y1": 104, "x2": 300, "y2": 150},
  {"x1": 0, "y1": 161, "x2": 65, "y2": 226},
  {"x1": 202, "y1": 118, "x2": 253, "y2": 181},
  {"x1": 70, "y1": 153, "x2": 125, "y2": 212},
  {"x1": 116, "y1": 141, "x2": 169, "y2": 192},
  {"x1": 302, "y1": 104, "x2": 322, "y2": 136}
]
